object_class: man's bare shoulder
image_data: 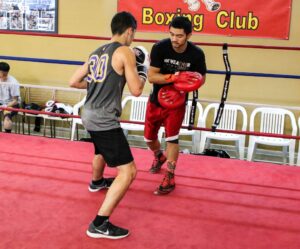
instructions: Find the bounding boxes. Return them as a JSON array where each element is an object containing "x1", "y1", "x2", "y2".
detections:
[
  {"x1": 113, "y1": 45, "x2": 135, "y2": 65},
  {"x1": 112, "y1": 45, "x2": 135, "y2": 74},
  {"x1": 114, "y1": 45, "x2": 134, "y2": 57}
]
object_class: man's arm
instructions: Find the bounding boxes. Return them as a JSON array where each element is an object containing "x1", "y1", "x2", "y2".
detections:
[
  {"x1": 147, "y1": 42, "x2": 170, "y2": 85},
  {"x1": 119, "y1": 46, "x2": 145, "y2": 97},
  {"x1": 69, "y1": 62, "x2": 89, "y2": 89},
  {"x1": 6, "y1": 80, "x2": 20, "y2": 107},
  {"x1": 147, "y1": 66, "x2": 170, "y2": 85},
  {"x1": 6, "y1": 96, "x2": 18, "y2": 107},
  {"x1": 148, "y1": 67, "x2": 207, "y2": 85},
  {"x1": 201, "y1": 74, "x2": 206, "y2": 85}
]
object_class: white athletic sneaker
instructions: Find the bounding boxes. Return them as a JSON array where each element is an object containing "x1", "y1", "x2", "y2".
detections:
[{"x1": 86, "y1": 220, "x2": 129, "y2": 239}]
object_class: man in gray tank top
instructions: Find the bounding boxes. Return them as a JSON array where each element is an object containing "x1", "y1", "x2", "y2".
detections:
[{"x1": 69, "y1": 11, "x2": 149, "y2": 239}]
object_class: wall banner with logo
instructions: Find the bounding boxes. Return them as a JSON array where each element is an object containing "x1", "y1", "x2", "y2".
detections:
[{"x1": 118, "y1": 0, "x2": 292, "y2": 39}]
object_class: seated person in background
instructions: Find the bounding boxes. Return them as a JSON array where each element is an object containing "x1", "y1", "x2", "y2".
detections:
[{"x1": 0, "y1": 62, "x2": 20, "y2": 133}]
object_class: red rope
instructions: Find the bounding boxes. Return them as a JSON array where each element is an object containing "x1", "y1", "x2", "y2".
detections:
[
  {"x1": 1, "y1": 106, "x2": 299, "y2": 140},
  {"x1": 1, "y1": 31, "x2": 299, "y2": 51},
  {"x1": 0, "y1": 107, "x2": 80, "y2": 119}
]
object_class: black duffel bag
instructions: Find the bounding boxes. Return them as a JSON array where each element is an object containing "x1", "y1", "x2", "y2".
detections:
[{"x1": 201, "y1": 149, "x2": 230, "y2": 158}]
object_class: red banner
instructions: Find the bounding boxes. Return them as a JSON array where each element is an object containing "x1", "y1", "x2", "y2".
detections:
[{"x1": 118, "y1": 0, "x2": 292, "y2": 39}]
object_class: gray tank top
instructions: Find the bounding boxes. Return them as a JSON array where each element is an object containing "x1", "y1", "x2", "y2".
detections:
[{"x1": 82, "y1": 42, "x2": 126, "y2": 131}]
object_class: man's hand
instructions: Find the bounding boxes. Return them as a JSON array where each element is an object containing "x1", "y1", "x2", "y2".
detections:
[{"x1": 164, "y1": 71, "x2": 204, "y2": 92}]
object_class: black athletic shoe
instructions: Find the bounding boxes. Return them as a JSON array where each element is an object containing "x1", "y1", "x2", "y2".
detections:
[
  {"x1": 88, "y1": 177, "x2": 115, "y2": 192},
  {"x1": 86, "y1": 220, "x2": 129, "y2": 239}
]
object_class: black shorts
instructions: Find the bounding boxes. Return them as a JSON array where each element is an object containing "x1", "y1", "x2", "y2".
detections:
[{"x1": 89, "y1": 128, "x2": 134, "y2": 167}]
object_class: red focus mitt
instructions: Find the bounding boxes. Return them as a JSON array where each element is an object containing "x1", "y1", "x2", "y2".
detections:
[
  {"x1": 174, "y1": 71, "x2": 204, "y2": 92},
  {"x1": 164, "y1": 71, "x2": 204, "y2": 92},
  {"x1": 158, "y1": 85, "x2": 186, "y2": 109}
]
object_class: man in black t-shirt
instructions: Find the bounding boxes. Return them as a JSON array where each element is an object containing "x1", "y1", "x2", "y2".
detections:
[{"x1": 144, "y1": 16, "x2": 207, "y2": 195}]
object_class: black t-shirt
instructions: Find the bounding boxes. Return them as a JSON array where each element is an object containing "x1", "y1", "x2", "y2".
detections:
[{"x1": 149, "y1": 38, "x2": 207, "y2": 105}]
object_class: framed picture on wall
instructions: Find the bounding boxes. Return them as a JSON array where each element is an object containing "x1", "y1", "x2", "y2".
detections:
[{"x1": 0, "y1": 0, "x2": 58, "y2": 33}]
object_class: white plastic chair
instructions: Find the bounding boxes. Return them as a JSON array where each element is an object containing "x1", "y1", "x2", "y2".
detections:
[
  {"x1": 23, "y1": 109, "x2": 44, "y2": 135},
  {"x1": 120, "y1": 96, "x2": 148, "y2": 138},
  {"x1": 42, "y1": 105, "x2": 74, "y2": 138},
  {"x1": 247, "y1": 107, "x2": 297, "y2": 165},
  {"x1": 160, "y1": 101, "x2": 203, "y2": 153},
  {"x1": 71, "y1": 96, "x2": 86, "y2": 141},
  {"x1": 22, "y1": 86, "x2": 54, "y2": 135},
  {"x1": 199, "y1": 103, "x2": 248, "y2": 160},
  {"x1": 179, "y1": 101, "x2": 203, "y2": 153},
  {"x1": 297, "y1": 117, "x2": 300, "y2": 166}
]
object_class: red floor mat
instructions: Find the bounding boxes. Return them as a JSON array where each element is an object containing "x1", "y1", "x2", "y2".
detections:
[{"x1": 0, "y1": 133, "x2": 300, "y2": 249}]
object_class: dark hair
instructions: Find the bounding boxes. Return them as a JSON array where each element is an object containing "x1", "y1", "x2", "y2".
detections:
[
  {"x1": 169, "y1": 16, "x2": 192, "y2": 35},
  {"x1": 0, "y1": 62, "x2": 10, "y2": 72},
  {"x1": 111, "y1": 11, "x2": 137, "y2": 35}
]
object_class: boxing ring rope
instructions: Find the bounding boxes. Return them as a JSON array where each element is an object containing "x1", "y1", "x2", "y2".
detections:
[
  {"x1": 1, "y1": 106, "x2": 300, "y2": 140},
  {"x1": 15, "y1": 83, "x2": 300, "y2": 111},
  {"x1": 1, "y1": 30, "x2": 300, "y2": 51},
  {"x1": 1, "y1": 32, "x2": 299, "y2": 139},
  {"x1": 1, "y1": 55, "x2": 299, "y2": 80},
  {"x1": 2, "y1": 32, "x2": 300, "y2": 79}
]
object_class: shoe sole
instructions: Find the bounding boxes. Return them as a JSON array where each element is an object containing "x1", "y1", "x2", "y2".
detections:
[
  {"x1": 153, "y1": 186, "x2": 175, "y2": 195},
  {"x1": 86, "y1": 230, "x2": 129, "y2": 239},
  {"x1": 149, "y1": 168, "x2": 161, "y2": 174},
  {"x1": 88, "y1": 186, "x2": 108, "y2": 192}
]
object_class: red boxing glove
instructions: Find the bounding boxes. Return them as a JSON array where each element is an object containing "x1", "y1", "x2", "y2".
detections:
[
  {"x1": 158, "y1": 85, "x2": 186, "y2": 109},
  {"x1": 173, "y1": 71, "x2": 204, "y2": 92}
]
